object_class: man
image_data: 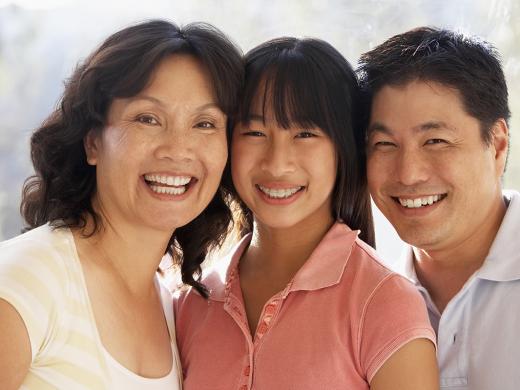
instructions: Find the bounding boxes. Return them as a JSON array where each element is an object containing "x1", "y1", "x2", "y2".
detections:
[{"x1": 359, "y1": 27, "x2": 518, "y2": 389}]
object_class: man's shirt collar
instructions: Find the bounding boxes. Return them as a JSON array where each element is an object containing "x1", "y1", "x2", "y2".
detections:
[{"x1": 401, "y1": 190, "x2": 520, "y2": 284}]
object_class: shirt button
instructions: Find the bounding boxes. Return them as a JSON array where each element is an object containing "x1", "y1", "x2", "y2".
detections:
[
  {"x1": 243, "y1": 365, "x2": 250, "y2": 376},
  {"x1": 257, "y1": 322, "x2": 268, "y2": 334},
  {"x1": 264, "y1": 304, "x2": 276, "y2": 315},
  {"x1": 240, "y1": 386, "x2": 248, "y2": 390}
]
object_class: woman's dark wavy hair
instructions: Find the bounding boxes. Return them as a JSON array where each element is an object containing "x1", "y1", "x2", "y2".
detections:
[
  {"x1": 232, "y1": 37, "x2": 375, "y2": 247},
  {"x1": 21, "y1": 19, "x2": 243, "y2": 297}
]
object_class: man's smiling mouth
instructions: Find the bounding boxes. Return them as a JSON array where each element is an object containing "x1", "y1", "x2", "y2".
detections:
[{"x1": 393, "y1": 194, "x2": 447, "y2": 208}]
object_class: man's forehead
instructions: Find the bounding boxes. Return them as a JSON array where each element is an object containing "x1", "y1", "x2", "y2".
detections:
[{"x1": 368, "y1": 80, "x2": 473, "y2": 134}]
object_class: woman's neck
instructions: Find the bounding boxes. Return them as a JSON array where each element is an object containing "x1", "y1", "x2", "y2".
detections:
[{"x1": 73, "y1": 213, "x2": 172, "y2": 296}]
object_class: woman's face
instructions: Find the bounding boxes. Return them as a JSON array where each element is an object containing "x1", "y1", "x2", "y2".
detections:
[
  {"x1": 85, "y1": 54, "x2": 228, "y2": 233},
  {"x1": 231, "y1": 100, "x2": 337, "y2": 231}
]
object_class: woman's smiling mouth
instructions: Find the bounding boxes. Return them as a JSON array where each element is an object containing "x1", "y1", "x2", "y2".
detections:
[{"x1": 144, "y1": 174, "x2": 196, "y2": 195}]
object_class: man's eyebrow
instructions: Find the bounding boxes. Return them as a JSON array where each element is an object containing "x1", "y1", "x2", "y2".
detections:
[
  {"x1": 368, "y1": 121, "x2": 456, "y2": 135},
  {"x1": 416, "y1": 121, "x2": 455, "y2": 132},
  {"x1": 367, "y1": 122, "x2": 392, "y2": 135}
]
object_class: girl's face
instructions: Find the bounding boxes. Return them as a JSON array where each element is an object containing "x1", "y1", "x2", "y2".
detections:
[
  {"x1": 231, "y1": 100, "x2": 337, "y2": 231},
  {"x1": 84, "y1": 55, "x2": 228, "y2": 234}
]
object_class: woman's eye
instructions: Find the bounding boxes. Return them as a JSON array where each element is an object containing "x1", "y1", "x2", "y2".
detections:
[
  {"x1": 196, "y1": 121, "x2": 216, "y2": 129},
  {"x1": 136, "y1": 115, "x2": 159, "y2": 125}
]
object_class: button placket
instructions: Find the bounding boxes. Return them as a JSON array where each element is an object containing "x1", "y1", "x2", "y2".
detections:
[{"x1": 254, "y1": 298, "x2": 282, "y2": 343}]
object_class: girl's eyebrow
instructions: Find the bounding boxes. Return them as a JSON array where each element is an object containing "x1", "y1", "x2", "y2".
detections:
[{"x1": 247, "y1": 113, "x2": 264, "y2": 122}]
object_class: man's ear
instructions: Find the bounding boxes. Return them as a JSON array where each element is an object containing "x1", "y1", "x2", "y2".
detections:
[
  {"x1": 490, "y1": 118, "x2": 509, "y2": 176},
  {"x1": 84, "y1": 130, "x2": 100, "y2": 166}
]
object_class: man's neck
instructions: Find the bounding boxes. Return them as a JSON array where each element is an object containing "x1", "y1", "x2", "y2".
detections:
[{"x1": 413, "y1": 196, "x2": 507, "y2": 313}]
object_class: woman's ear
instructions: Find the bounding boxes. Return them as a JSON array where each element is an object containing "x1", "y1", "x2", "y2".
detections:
[{"x1": 84, "y1": 130, "x2": 100, "y2": 166}]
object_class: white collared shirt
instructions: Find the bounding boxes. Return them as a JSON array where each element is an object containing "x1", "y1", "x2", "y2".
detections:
[{"x1": 400, "y1": 190, "x2": 520, "y2": 389}]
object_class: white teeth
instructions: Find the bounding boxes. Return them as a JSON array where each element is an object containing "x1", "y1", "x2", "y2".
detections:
[
  {"x1": 144, "y1": 174, "x2": 191, "y2": 186},
  {"x1": 398, "y1": 194, "x2": 444, "y2": 208},
  {"x1": 258, "y1": 185, "x2": 302, "y2": 199},
  {"x1": 145, "y1": 174, "x2": 192, "y2": 196},
  {"x1": 150, "y1": 185, "x2": 186, "y2": 195}
]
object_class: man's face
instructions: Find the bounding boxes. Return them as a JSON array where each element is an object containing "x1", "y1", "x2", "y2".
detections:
[{"x1": 366, "y1": 80, "x2": 508, "y2": 253}]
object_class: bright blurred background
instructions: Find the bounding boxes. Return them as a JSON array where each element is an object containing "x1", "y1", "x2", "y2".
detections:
[{"x1": 0, "y1": 0, "x2": 518, "y2": 268}]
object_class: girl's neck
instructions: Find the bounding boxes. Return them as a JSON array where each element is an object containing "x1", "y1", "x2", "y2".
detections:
[{"x1": 244, "y1": 212, "x2": 335, "y2": 278}]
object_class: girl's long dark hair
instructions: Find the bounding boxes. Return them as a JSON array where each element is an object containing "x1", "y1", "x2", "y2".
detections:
[
  {"x1": 21, "y1": 19, "x2": 244, "y2": 297},
  {"x1": 234, "y1": 37, "x2": 375, "y2": 247}
]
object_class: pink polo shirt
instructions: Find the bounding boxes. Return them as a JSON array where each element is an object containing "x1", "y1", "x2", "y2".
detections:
[{"x1": 174, "y1": 223, "x2": 435, "y2": 389}]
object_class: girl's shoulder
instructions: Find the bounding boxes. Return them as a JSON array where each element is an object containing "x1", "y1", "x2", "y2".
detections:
[{"x1": 175, "y1": 233, "x2": 251, "y2": 306}]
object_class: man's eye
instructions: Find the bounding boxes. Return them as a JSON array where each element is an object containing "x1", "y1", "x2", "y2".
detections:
[
  {"x1": 136, "y1": 115, "x2": 159, "y2": 125},
  {"x1": 425, "y1": 139, "x2": 447, "y2": 145},
  {"x1": 373, "y1": 141, "x2": 396, "y2": 148}
]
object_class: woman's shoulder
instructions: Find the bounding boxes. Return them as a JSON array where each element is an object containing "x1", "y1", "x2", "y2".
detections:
[
  {"x1": 0, "y1": 224, "x2": 78, "y2": 311},
  {"x1": 0, "y1": 224, "x2": 80, "y2": 361},
  {"x1": 0, "y1": 224, "x2": 73, "y2": 278}
]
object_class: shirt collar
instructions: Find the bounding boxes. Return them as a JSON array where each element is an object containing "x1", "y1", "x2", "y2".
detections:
[
  {"x1": 477, "y1": 190, "x2": 520, "y2": 282},
  {"x1": 400, "y1": 246, "x2": 420, "y2": 285},
  {"x1": 289, "y1": 223, "x2": 359, "y2": 292},
  {"x1": 203, "y1": 222, "x2": 359, "y2": 301},
  {"x1": 203, "y1": 234, "x2": 251, "y2": 302}
]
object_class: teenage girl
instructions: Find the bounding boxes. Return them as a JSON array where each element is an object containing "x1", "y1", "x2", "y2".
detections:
[{"x1": 175, "y1": 37, "x2": 439, "y2": 390}]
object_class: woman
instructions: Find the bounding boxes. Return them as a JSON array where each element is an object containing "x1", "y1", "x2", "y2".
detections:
[
  {"x1": 0, "y1": 20, "x2": 242, "y2": 389},
  {"x1": 175, "y1": 38, "x2": 439, "y2": 389}
]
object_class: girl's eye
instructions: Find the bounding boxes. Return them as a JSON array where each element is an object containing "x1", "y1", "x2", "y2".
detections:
[
  {"x1": 243, "y1": 131, "x2": 265, "y2": 137},
  {"x1": 136, "y1": 115, "x2": 159, "y2": 125},
  {"x1": 295, "y1": 131, "x2": 316, "y2": 139}
]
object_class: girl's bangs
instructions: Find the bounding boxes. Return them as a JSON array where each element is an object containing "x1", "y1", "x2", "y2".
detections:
[{"x1": 241, "y1": 55, "x2": 332, "y2": 134}]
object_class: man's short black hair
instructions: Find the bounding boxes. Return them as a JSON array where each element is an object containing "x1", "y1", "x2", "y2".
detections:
[{"x1": 358, "y1": 26, "x2": 510, "y2": 144}]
